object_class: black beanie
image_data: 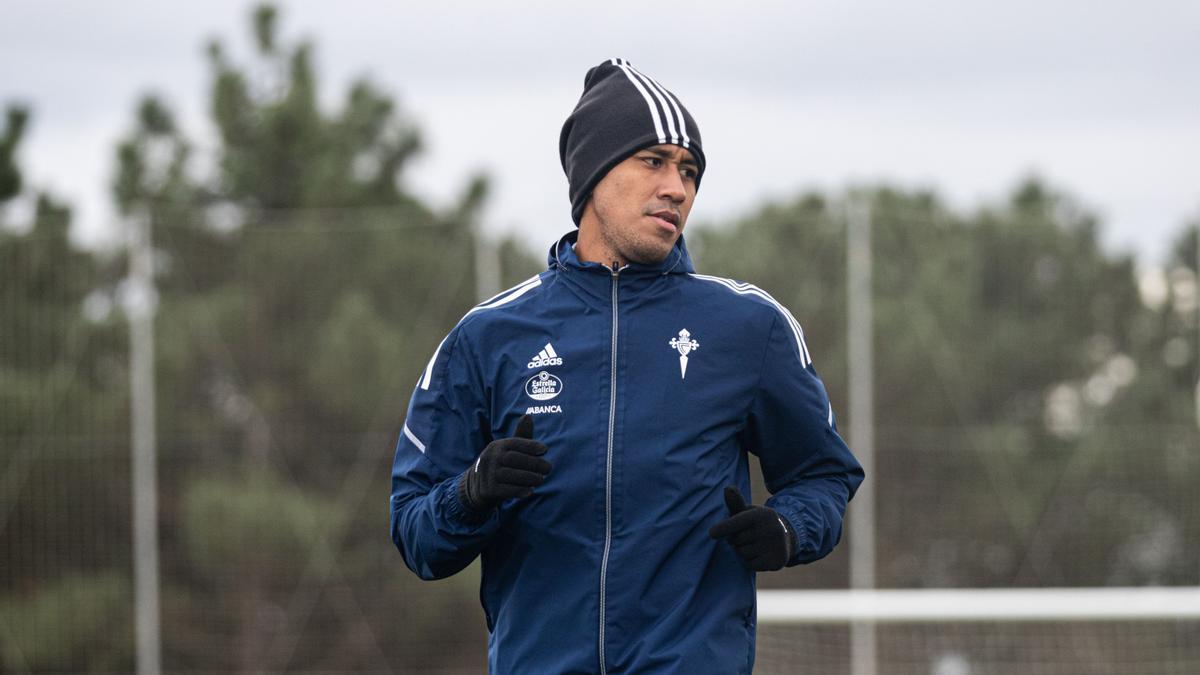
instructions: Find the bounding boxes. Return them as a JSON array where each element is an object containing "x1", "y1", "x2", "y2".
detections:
[{"x1": 559, "y1": 58, "x2": 705, "y2": 226}]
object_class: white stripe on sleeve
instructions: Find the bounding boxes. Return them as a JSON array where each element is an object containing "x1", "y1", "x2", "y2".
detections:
[
  {"x1": 690, "y1": 274, "x2": 812, "y2": 366},
  {"x1": 419, "y1": 333, "x2": 451, "y2": 392},
  {"x1": 420, "y1": 275, "x2": 543, "y2": 390},
  {"x1": 402, "y1": 422, "x2": 427, "y2": 453}
]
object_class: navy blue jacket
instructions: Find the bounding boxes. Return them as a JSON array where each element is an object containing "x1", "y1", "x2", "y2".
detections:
[{"x1": 390, "y1": 231, "x2": 864, "y2": 674}]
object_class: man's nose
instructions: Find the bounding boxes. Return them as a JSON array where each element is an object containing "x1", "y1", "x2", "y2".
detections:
[{"x1": 657, "y1": 168, "x2": 686, "y2": 204}]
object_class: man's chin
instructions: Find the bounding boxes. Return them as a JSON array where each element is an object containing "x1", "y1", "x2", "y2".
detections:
[{"x1": 626, "y1": 243, "x2": 675, "y2": 266}]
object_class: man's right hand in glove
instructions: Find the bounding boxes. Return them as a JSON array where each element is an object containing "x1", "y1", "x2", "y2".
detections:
[{"x1": 457, "y1": 414, "x2": 551, "y2": 517}]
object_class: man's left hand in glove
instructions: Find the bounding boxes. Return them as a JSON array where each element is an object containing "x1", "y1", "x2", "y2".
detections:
[{"x1": 708, "y1": 486, "x2": 796, "y2": 571}]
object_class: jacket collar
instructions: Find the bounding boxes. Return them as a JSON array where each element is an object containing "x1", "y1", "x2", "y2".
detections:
[{"x1": 547, "y1": 229, "x2": 696, "y2": 276}]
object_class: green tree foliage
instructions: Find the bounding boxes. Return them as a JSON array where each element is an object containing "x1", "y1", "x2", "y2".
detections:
[
  {"x1": 0, "y1": 106, "x2": 30, "y2": 201},
  {"x1": 691, "y1": 181, "x2": 1198, "y2": 590},
  {"x1": 106, "y1": 4, "x2": 537, "y2": 670},
  {"x1": 0, "y1": 572, "x2": 132, "y2": 671},
  {"x1": 3, "y1": 2, "x2": 1196, "y2": 669},
  {"x1": 0, "y1": 107, "x2": 131, "y2": 672},
  {"x1": 176, "y1": 471, "x2": 348, "y2": 670}
]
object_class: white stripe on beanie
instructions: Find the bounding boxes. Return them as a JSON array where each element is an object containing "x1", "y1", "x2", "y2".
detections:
[
  {"x1": 626, "y1": 61, "x2": 687, "y2": 148},
  {"x1": 629, "y1": 63, "x2": 691, "y2": 149},
  {"x1": 621, "y1": 59, "x2": 679, "y2": 145},
  {"x1": 610, "y1": 57, "x2": 666, "y2": 144}
]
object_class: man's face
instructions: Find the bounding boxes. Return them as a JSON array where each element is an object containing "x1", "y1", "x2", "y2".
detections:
[{"x1": 584, "y1": 144, "x2": 698, "y2": 266}]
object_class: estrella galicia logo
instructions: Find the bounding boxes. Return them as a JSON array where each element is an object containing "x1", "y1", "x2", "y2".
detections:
[{"x1": 525, "y1": 371, "x2": 563, "y2": 401}]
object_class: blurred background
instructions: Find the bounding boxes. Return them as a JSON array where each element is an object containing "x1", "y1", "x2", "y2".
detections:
[{"x1": 1, "y1": 1, "x2": 1197, "y2": 673}]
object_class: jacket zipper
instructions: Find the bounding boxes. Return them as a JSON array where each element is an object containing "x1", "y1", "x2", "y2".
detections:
[{"x1": 599, "y1": 262, "x2": 620, "y2": 674}]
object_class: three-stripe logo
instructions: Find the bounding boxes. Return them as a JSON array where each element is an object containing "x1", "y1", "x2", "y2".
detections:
[
  {"x1": 527, "y1": 343, "x2": 563, "y2": 369},
  {"x1": 610, "y1": 57, "x2": 691, "y2": 149}
]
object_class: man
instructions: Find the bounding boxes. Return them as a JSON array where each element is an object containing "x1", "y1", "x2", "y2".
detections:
[{"x1": 390, "y1": 58, "x2": 864, "y2": 673}]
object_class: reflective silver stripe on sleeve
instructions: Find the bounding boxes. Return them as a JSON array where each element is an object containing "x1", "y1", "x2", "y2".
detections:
[{"x1": 402, "y1": 422, "x2": 426, "y2": 453}]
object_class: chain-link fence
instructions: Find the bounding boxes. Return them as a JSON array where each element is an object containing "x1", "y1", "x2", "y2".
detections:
[{"x1": 2, "y1": 196, "x2": 1197, "y2": 672}]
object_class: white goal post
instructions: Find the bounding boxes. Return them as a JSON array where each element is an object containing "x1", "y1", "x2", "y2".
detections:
[
  {"x1": 758, "y1": 587, "x2": 1200, "y2": 623},
  {"x1": 755, "y1": 587, "x2": 1200, "y2": 673}
]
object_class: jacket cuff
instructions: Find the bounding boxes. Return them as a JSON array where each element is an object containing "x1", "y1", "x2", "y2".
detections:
[
  {"x1": 447, "y1": 472, "x2": 494, "y2": 525},
  {"x1": 776, "y1": 514, "x2": 798, "y2": 563},
  {"x1": 775, "y1": 508, "x2": 810, "y2": 566}
]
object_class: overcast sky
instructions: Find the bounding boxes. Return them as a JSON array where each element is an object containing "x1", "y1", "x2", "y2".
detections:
[{"x1": 2, "y1": 0, "x2": 1197, "y2": 265}]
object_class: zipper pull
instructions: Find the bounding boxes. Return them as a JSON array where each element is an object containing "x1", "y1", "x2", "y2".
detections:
[{"x1": 611, "y1": 260, "x2": 620, "y2": 277}]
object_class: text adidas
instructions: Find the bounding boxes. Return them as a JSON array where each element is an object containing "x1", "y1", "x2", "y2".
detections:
[{"x1": 527, "y1": 342, "x2": 563, "y2": 369}]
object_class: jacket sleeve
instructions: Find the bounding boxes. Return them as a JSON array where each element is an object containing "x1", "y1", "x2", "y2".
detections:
[
  {"x1": 743, "y1": 312, "x2": 865, "y2": 565},
  {"x1": 390, "y1": 326, "x2": 500, "y2": 580}
]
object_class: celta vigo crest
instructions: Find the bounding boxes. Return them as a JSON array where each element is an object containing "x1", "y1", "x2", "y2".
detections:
[{"x1": 668, "y1": 329, "x2": 699, "y2": 379}]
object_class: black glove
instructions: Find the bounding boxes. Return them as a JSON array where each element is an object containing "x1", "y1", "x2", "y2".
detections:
[
  {"x1": 457, "y1": 414, "x2": 551, "y2": 517},
  {"x1": 708, "y1": 486, "x2": 795, "y2": 571}
]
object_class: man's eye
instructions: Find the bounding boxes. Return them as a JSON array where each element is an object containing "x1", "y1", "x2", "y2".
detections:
[
  {"x1": 681, "y1": 167, "x2": 698, "y2": 180},
  {"x1": 642, "y1": 156, "x2": 663, "y2": 167}
]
